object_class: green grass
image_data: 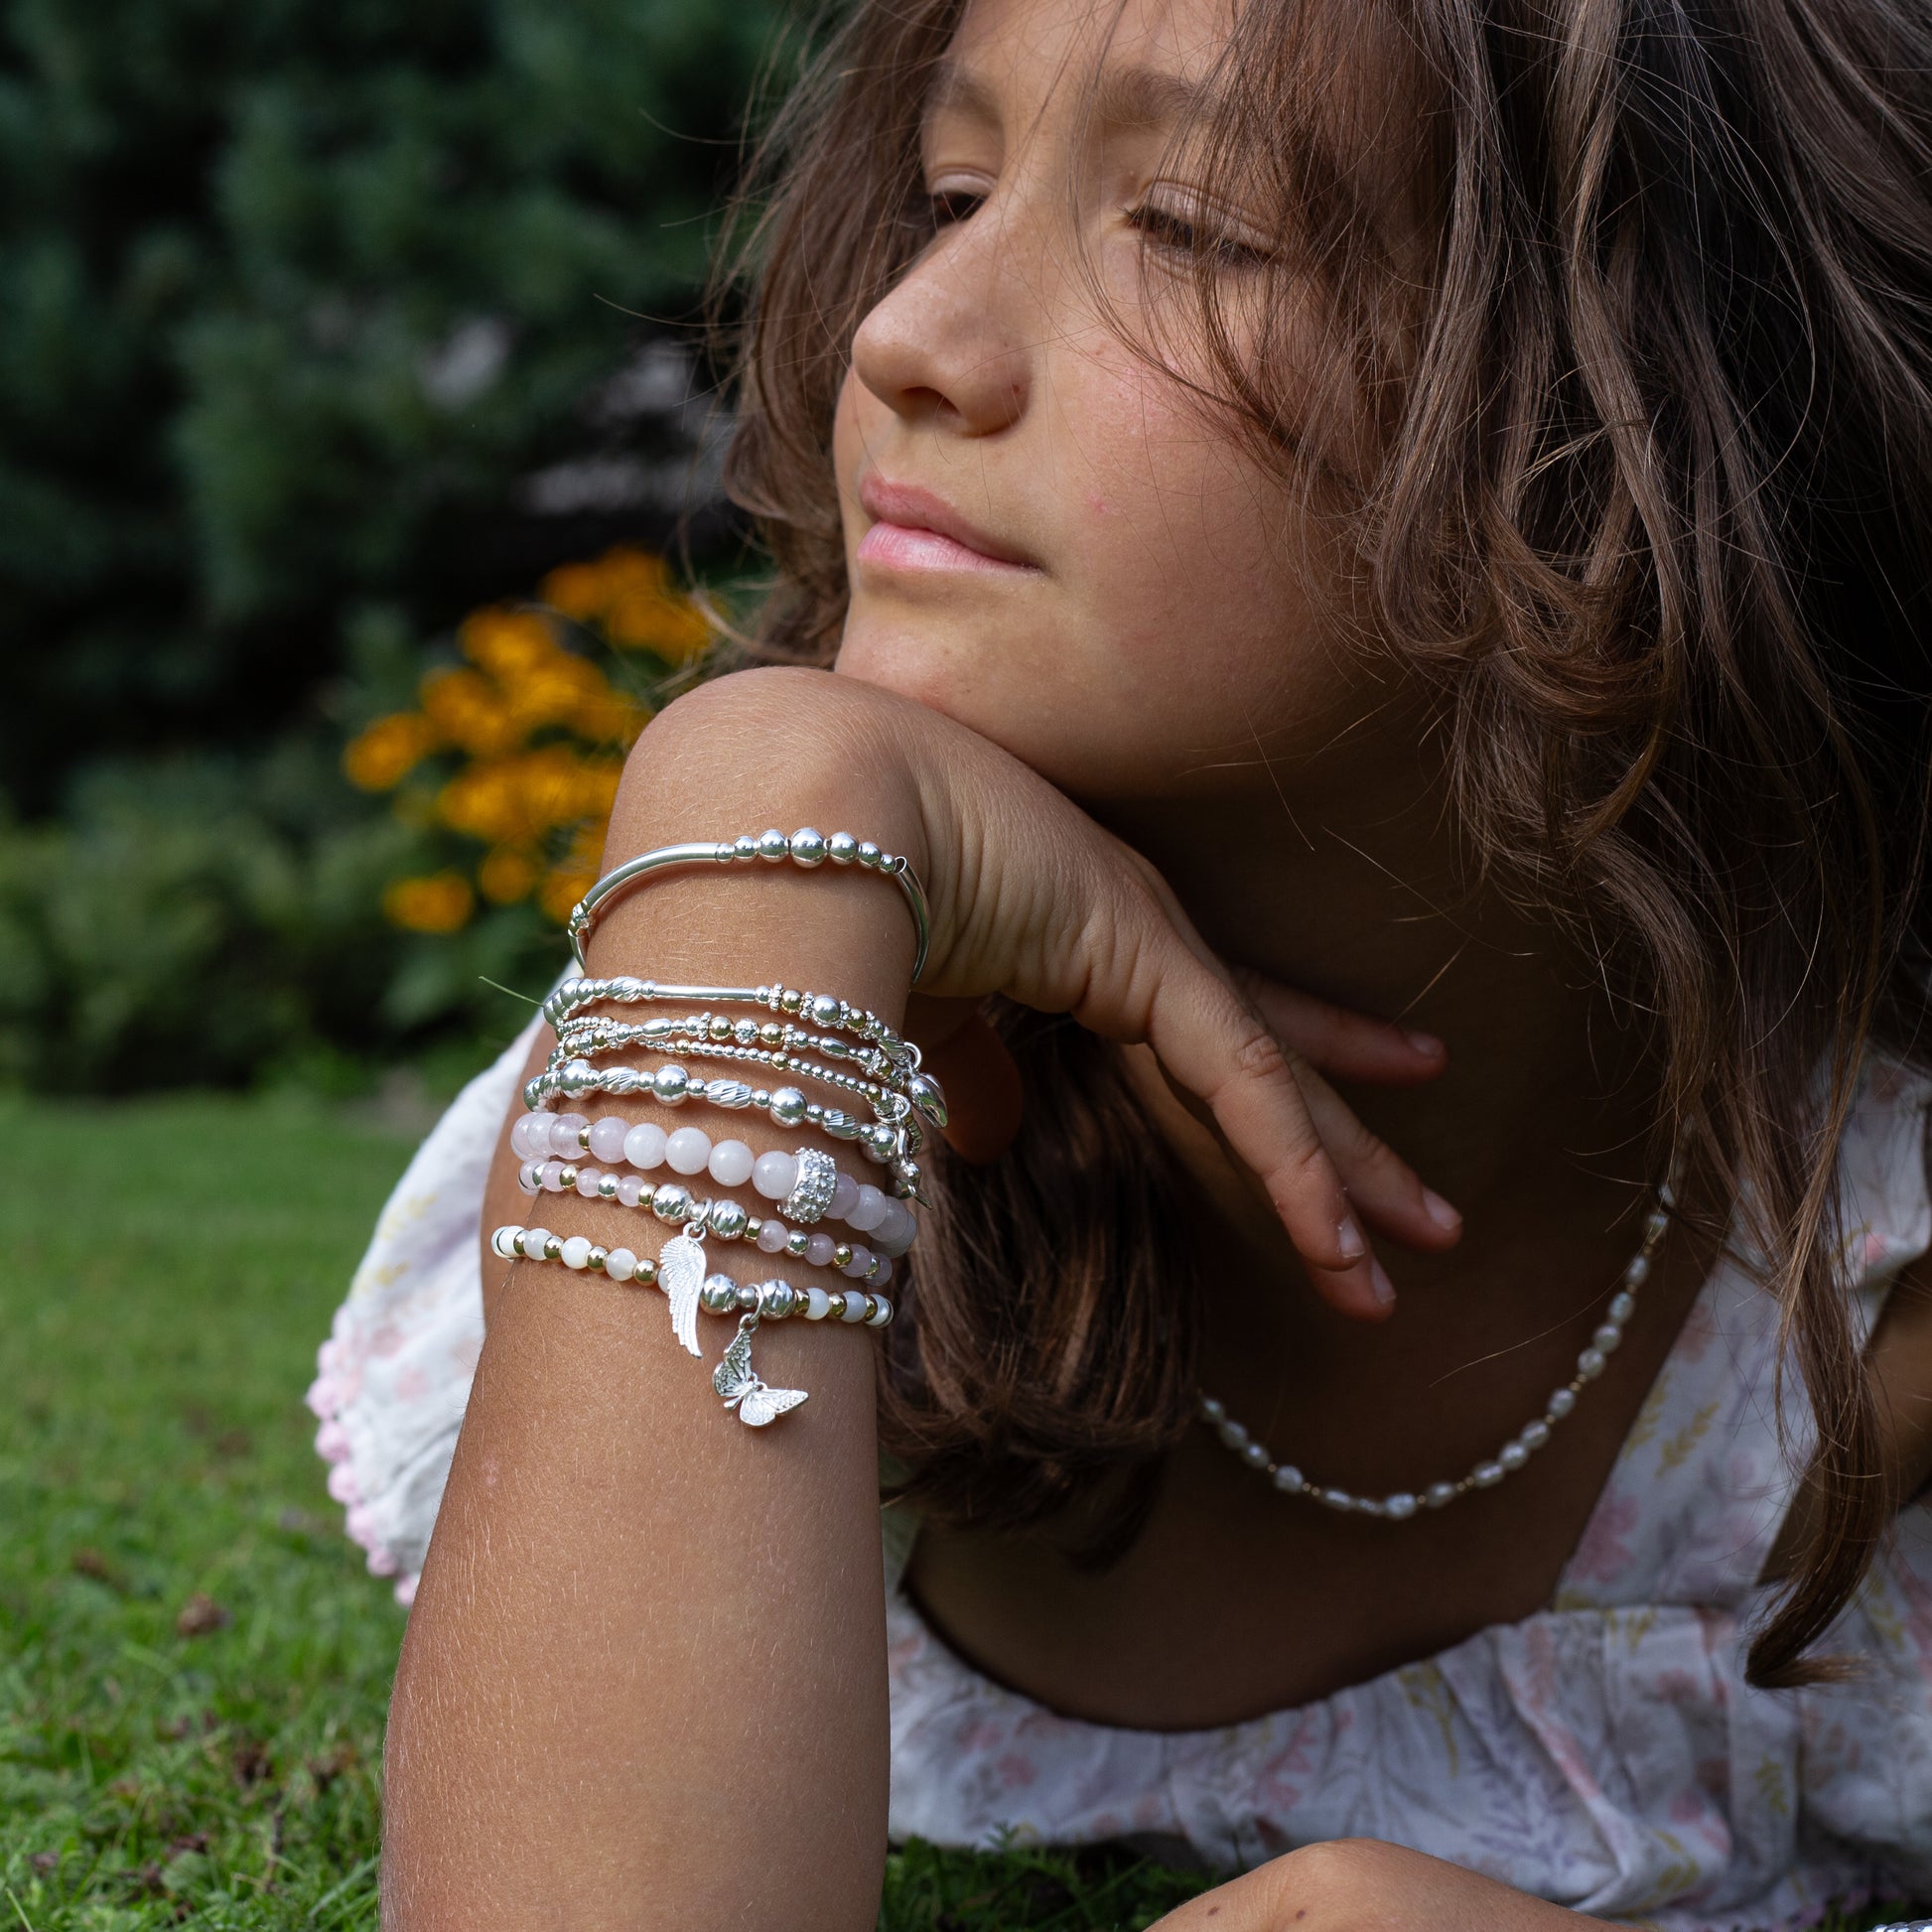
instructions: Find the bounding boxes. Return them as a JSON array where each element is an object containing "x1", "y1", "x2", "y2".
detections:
[{"x1": 0, "y1": 1092, "x2": 1918, "y2": 1930}]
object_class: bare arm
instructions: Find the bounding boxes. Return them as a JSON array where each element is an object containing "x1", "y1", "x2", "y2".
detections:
[{"x1": 380, "y1": 667, "x2": 1464, "y2": 1929}]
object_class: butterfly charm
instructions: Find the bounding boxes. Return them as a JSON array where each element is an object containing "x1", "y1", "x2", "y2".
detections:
[
  {"x1": 712, "y1": 1317, "x2": 808, "y2": 1427},
  {"x1": 657, "y1": 1232, "x2": 707, "y2": 1357}
]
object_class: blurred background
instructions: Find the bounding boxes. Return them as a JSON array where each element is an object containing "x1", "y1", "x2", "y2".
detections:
[{"x1": 1, "y1": 0, "x2": 782, "y2": 1106}]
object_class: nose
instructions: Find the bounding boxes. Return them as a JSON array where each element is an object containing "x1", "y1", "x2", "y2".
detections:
[{"x1": 849, "y1": 204, "x2": 1035, "y2": 439}]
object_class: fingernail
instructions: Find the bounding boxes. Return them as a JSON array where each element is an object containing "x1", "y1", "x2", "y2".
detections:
[
  {"x1": 1369, "y1": 1260, "x2": 1396, "y2": 1309},
  {"x1": 1337, "y1": 1217, "x2": 1365, "y2": 1260},
  {"x1": 1422, "y1": 1188, "x2": 1462, "y2": 1233},
  {"x1": 1406, "y1": 1031, "x2": 1445, "y2": 1058}
]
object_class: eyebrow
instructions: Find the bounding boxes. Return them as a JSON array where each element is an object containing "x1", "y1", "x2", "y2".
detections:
[{"x1": 923, "y1": 59, "x2": 1216, "y2": 137}]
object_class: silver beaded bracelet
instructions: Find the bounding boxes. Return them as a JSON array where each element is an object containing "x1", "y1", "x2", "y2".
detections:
[
  {"x1": 567, "y1": 828, "x2": 933, "y2": 984},
  {"x1": 491, "y1": 1221, "x2": 891, "y2": 1427}
]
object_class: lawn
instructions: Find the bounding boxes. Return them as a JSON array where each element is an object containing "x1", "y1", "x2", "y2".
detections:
[{"x1": 0, "y1": 1091, "x2": 1916, "y2": 1930}]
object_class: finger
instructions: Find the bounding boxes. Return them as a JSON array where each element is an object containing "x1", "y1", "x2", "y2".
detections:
[
  {"x1": 1064, "y1": 914, "x2": 1396, "y2": 1319},
  {"x1": 1293, "y1": 1061, "x2": 1462, "y2": 1250},
  {"x1": 1234, "y1": 968, "x2": 1448, "y2": 1087}
]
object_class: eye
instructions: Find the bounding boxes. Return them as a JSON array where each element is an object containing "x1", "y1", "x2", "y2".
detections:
[
  {"x1": 923, "y1": 187, "x2": 986, "y2": 230},
  {"x1": 1127, "y1": 199, "x2": 1273, "y2": 271}
]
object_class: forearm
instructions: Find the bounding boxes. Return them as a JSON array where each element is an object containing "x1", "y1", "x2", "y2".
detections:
[{"x1": 382, "y1": 673, "x2": 924, "y2": 1928}]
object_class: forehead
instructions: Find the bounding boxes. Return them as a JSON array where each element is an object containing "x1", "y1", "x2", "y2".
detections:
[{"x1": 931, "y1": 0, "x2": 1242, "y2": 130}]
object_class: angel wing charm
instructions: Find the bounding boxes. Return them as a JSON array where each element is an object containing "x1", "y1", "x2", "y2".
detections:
[
  {"x1": 656, "y1": 1232, "x2": 707, "y2": 1357},
  {"x1": 712, "y1": 1316, "x2": 808, "y2": 1427}
]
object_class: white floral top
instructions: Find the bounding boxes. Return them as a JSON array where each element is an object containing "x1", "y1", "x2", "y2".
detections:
[{"x1": 312, "y1": 1019, "x2": 1932, "y2": 1930}]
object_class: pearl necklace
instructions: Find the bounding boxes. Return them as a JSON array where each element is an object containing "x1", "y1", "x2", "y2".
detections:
[{"x1": 1199, "y1": 1189, "x2": 1674, "y2": 1522}]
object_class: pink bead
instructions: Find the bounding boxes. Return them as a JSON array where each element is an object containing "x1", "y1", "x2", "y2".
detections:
[
  {"x1": 708, "y1": 1139, "x2": 755, "y2": 1187},
  {"x1": 575, "y1": 1167, "x2": 601, "y2": 1197},
  {"x1": 754, "y1": 1151, "x2": 798, "y2": 1200},
  {"x1": 623, "y1": 1122, "x2": 667, "y2": 1170},
  {"x1": 365, "y1": 1545, "x2": 400, "y2": 1579},
  {"x1": 315, "y1": 1420, "x2": 350, "y2": 1462},
  {"x1": 588, "y1": 1116, "x2": 629, "y2": 1163},
  {"x1": 848, "y1": 1184, "x2": 888, "y2": 1232},
  {"x1": 394, "y1": 1574, "x2": 419, "y2": 1608},
  {"x1": 510, "y1": 1114, "x2": 547, "y2": 1160},
  {"x1": 516, "y1": 1162, "x2": 541, "y2": 1194},
  {"x1": 665, "y1": 1127, "x2": 712, "y2": 1175},
  {"x1": 874, "y1": 1200, "x2": 915, "y2": 1256},
  {"x1": 806, "y1": 1232, "x2": 836, "y2": 1268},
  {"x1": 539, "y1": 1160, "x2": 566, "y2": 1191},
  {"x1": 840, "y1": 1245, "x2": 873, "y2": 1279},
  {"x1": 550, "y1": 1113, "x2": 590, "y2": 1156},
  {"x1": 829, "y1": 1173, "x2": 861, "y2": 1221},
  {"x1": 617, "y1": 1173, "x2": 645, "y2": 1208},
  {"x1": 757, "y1": 1219, "x2": 788, "y2": 1254},
  {"x1": 872, "y1": 1255, "x2": 894, "y2": 1287}
]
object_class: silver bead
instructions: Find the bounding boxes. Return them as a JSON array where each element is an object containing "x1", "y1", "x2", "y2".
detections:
[
  {"x1": 651, "y1": 1183, "x2": 692, "y2": 1223},
  {"x1": 788, "y1": 827, "x2": 828, "y2": 867},
  {"x1": 1591, "y1": 1322, "x2": 1623, "y2": 1353},
  {"x1": 832, "y1": 1243, "x2": 855, "y2": 1269},
  {"x1": 857, "y1": 840, "x2": 882, "y2": 868},
  {"x1": 557, "y1": 1165, "x2": 579, "y2": 1189},
  {"x1": 1317, "y1": 1488, "x2": 1356, "y2": 1512},
  {"x1": 1425, "y1": 1481, "x2": 1457, "y2": 1509},
  {"x1": 1471, "y1": 1461, "x2": 1506, "y2": 1487},
  {"x1": 559, "y1": 1059, "x2": 596, "y2": 1098},
  {"x1": 1242, "y1": 1441, "x2": 1270, "y2": 1469},
  {"x1": 821, "y1": 1110, "x2": 861, "y2": 1141},
  {"x1": 710, "y1": 1199, "x2": 750, "y2": 1240},
  {"x1": 1607, "y1": 1290, "x2": 1637, "y2": 1325},
  {"x1": 860, "y1": 1123, "x2": 896, "y2": 1161},
  {"x1": 634, "y1": 1256, "x2": 658, "y2": 1288},
  {"x1": 733, "y1": 833, "x2": 759, "y2": 861},
  {"x1": 651, "y1": 1064, "x2": 690, "y2": 1105},
  {"x1": 588, "y1": 1246, "x2": 609, "y2": 1272},
  {"x1": 828, "y1": 831, "x2": 859, "y2": 865},
  {"x1": 760, "y1": 1282, "x2": 798, "y2": 1318},
  {"x1": 1498, "y1": 1442, "x2": 1530, "y2": 1472},
  {"x1": 757, "y1": 827, "x2": 788, "y2": 862},
  {"x1": 1199, "y1": 1397, "x2": 1226, "y2": 1424},
  {"x1": 1547, "y1": 1387, "x2": 1578, "y2": 1419},
  {"x1": 1217, "y1": 1419, "x2": 1250, "y2": 1450},
  {"x1": 1576, "y1": 1346, "x2": 1607, "y2": 1379},
  {"x1": 709, "y1": 1080, "x2": 754, "y2": 1110},
  {"x1": 906, "y1": 1070, "x2": 949, "y2": 1128},
  {"x1": 809, "y1": 992, "x2": 840, "y2": 1028},
  {"x1": 543, "y1": 1235, "x2": 564, "y2": 1262},
  {"x1": 1645, "y1": 1208, "x2": 1669, "y2": 1239},
  {"x1": 768, "y1": 1086, "x2": 807, "y2": 1128},
  {"x1": 785, "y1": 1230, "x2": 810, "y2": 1258},
  {"x1": 1272, "y1": 1464, "x2": 1305, "y2": 1493},
  {"x1": 736, "y1": 1282, "x2": 761, "y2": 1312},
  {"x1": 1519, "y1": 1420, "x2": 1551, "y2": 1450},
  {"x1": 596, "y1": 1173, "x2": 620, "y2": 1200},
  {"x1": 1624, "y1": 1254, "x2": 1650, "y2": 1288},
  {"x1": 700, "y1": 1275, "x2": 739, "y2": 1314},
  {"x1": 1383, "y1": 1492, "x2": 1418, "y2": 1520}
]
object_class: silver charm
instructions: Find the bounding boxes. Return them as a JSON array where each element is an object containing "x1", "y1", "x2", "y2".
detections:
[
  {"x1": 657, "y1": 1231, "x2": 707, "y2": 1357},
  {"x1": 713, "y1": 1314, "x2": 808, "y2": 1426},
  {"x1": 780, "y1": 1147, "x2": 838, "y2": 1224}
]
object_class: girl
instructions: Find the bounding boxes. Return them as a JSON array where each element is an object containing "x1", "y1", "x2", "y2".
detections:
[{"x1": 312, "y1": 0, "x2": 1932, "y2": 1923}]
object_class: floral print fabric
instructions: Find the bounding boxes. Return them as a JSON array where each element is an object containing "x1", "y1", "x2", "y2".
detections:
[{"x1": 314, "y1": 1034, "x2": 1932, "y2": 1930}]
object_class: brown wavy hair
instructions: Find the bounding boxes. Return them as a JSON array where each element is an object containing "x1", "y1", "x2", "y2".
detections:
[{"x1": 709, "y1": 0, "x2": 1932, "y2": 1686}]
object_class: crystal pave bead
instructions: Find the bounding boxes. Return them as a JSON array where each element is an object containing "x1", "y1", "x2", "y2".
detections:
[{"x1": 1198, "y1": 1168, "x2": 1676, "y2": 1523}]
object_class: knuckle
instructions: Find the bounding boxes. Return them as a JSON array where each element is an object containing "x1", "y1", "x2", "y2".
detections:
[{"x1": 1229, "y1": 1023, "x2": 1294, "y2": 1085}]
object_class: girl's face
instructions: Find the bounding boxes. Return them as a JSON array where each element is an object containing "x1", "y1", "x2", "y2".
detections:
[{"x1": 832, "y1": 0, "x2": 1417, "y2": 811}]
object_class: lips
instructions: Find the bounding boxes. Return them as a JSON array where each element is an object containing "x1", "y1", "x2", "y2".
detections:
[{"x1": 856, "y1": 475, "x2": 1040, "y2": 574}]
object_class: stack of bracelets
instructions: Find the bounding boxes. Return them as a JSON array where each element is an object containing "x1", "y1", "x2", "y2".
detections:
[{"x1": 494, "y1": 828, "x2": 940, "y2": 1430}]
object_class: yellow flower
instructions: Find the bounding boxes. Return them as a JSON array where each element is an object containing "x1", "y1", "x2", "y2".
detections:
[
  {"x1": 542, "y1": 547, "x2": 667, "y2": 623},
  {"x1": 478, "y1": 844, "x2": 541, "y2": 905},
  {"x1": 420, "y1": 666, "x2": 524, "y2": 759},
  {"x1": 460, "y1": 607, "x2": 558, "y2": 679},
  {"x1": 383, "y1": 872, "x2": 476, "y2": 933},
  {"x1": 537, "y1": 866, "x2": 598, "y2": 925},
  {"x1": 605, "y1": 588, "x2": 715, "y2": 661},
  {"x1": 344, "y1": 712, "x2": 439, "y2": 791},
  {"x1": 571, "y1": 683, "x2": 649, "y2": 748}
]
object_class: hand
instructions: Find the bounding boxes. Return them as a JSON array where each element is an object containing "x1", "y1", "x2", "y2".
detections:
[
  {"x1": 1151, "y1": 1840, "x2": 1616, "y2": 1930},
  {"x1": 622, "y1": 665, "x2": 1460, "y2": 1318}
]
